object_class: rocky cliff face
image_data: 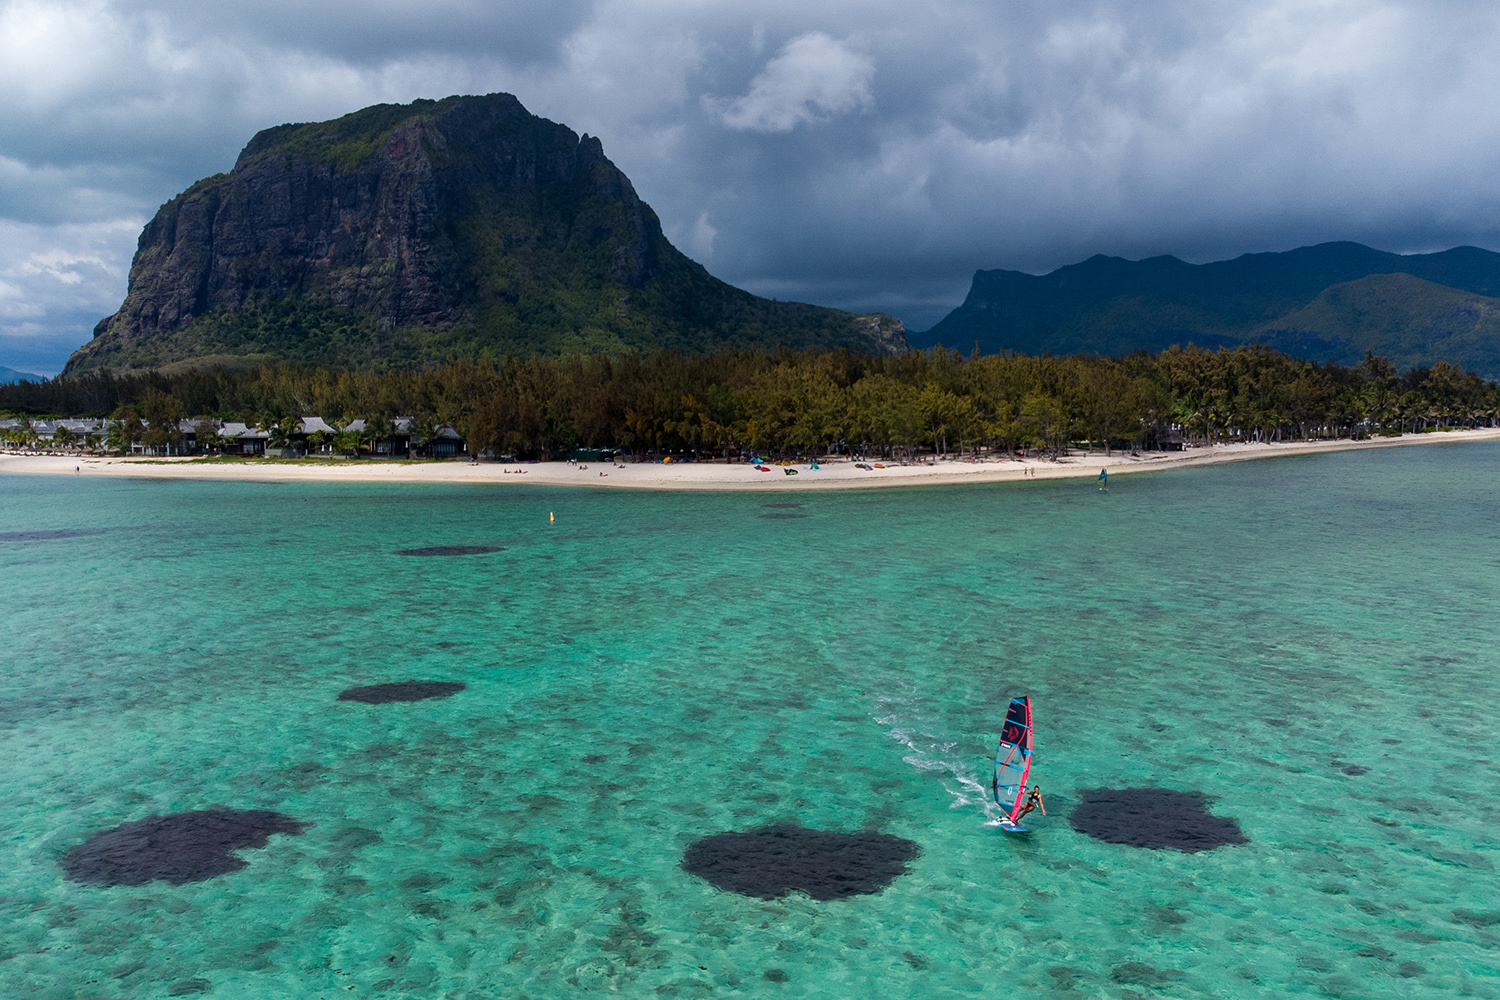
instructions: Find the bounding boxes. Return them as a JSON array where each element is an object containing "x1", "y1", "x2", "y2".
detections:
[{"x1": 68, "y1": 94, "x2": 903, "y2": 373}]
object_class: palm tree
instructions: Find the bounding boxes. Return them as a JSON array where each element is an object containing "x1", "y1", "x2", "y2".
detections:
[
  {"x1": 408, "y1": 414, "x2": 441, "y2": 458},
  {"x1": 261, "y1": 415, "x2": 297, "y2": 452},
  {"x1": 363, "y1": 415, "x2": 395, "y2": 457},
  {"x1": 193, "y1": 418, "x2": 222, "y2": 455},
  {"x1": 333, "y1": 426, "x2": 361, "y2": 456},
  {"x1": 12, "y1": 415, "x2": 36, "y2": 450},
  {"x1": 320, "y1": 416, "x2": 349, "y2": 456},
  {"x1": 109, "y1": 408, "x2": 144, "y2": 453},
  {"x1": 105, "y1": 420, "x2": 127, "y2": 454}
]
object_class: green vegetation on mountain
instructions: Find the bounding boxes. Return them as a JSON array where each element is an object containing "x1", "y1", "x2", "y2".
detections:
[
  {"x1": 918, "y1": 242, "x2": 1500, "y2": 377},
  {"x1": 1252, "y1": 273, "x2": 1500, "y2": 375},
  {"x1": 65, "y1": 94, "x2": 903, "y2": 376}
]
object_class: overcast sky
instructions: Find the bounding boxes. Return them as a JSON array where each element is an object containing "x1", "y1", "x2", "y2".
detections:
[{"x1": 3, "y1": 0, "x2": 1500, "y2": 373}]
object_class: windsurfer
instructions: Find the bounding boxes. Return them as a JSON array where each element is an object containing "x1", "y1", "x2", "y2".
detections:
[{"x1": 1015, "y1": 785, "x2": 1046, "y2": 821}]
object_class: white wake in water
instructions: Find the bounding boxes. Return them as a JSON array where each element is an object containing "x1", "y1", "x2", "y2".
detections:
[{"x1": 873, "y1": 690, "x2": 1009, "y2": 826}]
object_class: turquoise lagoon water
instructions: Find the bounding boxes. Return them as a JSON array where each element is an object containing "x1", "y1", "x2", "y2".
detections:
[{"x1": 1, "y1": 443, "x2": 1499, "y2": 999}]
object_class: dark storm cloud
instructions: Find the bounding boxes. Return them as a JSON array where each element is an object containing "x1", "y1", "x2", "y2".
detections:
[
  {"x1": 149, "y1": 0, "x2": 598, "y2": 66},
  {"x1": 661, "y1": 2, "x2": 1500, "y2": 322},
  {"x1": 3, "y1": 0, "x2": 1500, "y2": 371}
]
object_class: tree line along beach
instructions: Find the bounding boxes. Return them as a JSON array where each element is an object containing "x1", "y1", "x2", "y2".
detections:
[{"x1": 2, "y1": 343, "x2": 1498, "y2": 490}]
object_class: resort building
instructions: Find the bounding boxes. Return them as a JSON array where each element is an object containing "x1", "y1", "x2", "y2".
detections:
[{"x1": 1, "y1": 417, "x2": 466, "y2": 458}]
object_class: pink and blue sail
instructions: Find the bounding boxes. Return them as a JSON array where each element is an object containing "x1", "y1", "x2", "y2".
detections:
[{"x1": 992, "y1": 696, "x2": 1033, "y2": 827}]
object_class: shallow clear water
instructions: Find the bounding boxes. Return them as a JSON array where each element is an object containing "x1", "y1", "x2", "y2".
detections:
[{"x1": 2, "y1": 444, "x2": 1498, "y2": 998}]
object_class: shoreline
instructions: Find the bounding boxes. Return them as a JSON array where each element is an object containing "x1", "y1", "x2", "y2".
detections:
[{"x1": 2, "y1": 427, "x2": 1497, "y2": 490}]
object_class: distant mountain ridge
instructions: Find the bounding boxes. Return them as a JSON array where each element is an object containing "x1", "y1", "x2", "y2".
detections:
[
  {"x1": 0, "y1": 366, "x2": 44, "y2": 384},
  {"x1": 66, "y1": 93, "x2": 904, "y2": 375},
  {"x1": 916, "y1": 242, "x2": 1500, "y2": 377}
]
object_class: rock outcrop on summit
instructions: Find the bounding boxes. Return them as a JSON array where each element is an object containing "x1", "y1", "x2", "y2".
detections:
[{"x1": 67, "y1": 94, "x2": 904, "y2": 374}]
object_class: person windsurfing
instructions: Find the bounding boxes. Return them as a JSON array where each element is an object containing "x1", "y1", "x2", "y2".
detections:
[
  {"x1": 993, "y1": 696, "x2": 1035, "y2": 831},
  {"x1": 1016, "y1": 784, "x2": 1046, "y2": 821}
]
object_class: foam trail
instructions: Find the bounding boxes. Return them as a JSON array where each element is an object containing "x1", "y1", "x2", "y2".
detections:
[{"x1": 873, "y1": 690, "x2": 1007, "y2": 825}]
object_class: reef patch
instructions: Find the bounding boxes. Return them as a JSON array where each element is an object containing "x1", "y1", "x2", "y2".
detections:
[
  {"x1": 681, "y1": 824, "x2": 919, "y2": 900},
  {"x1": 62, "y1": 809, "x2": 308, "y2": 886},
  {"x1": 1069, "y1": 788, "x2": 1247, "y2": 852},
  {"x1": 338, "y1": 681, "x2": 466, "y2": 704},
  {"x1": 0, "y1": 528, "x2": 109, "y2": 542},
  {"x1": 395, "y1": 545, "x2": 502, "y2": 557}
]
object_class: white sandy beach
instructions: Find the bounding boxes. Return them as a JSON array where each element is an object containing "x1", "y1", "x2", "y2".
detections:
[{"x1": 3, "y1": 427, "x2": 1498, "y2": 490}]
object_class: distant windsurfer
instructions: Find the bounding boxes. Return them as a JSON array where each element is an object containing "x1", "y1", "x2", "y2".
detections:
[{"x1": 1015, "y1": 785, "x2": 1046, "y2": 821}]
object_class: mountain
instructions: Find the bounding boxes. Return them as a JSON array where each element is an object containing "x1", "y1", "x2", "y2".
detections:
[
  {"x1": 0, "y1": 366, "x2": 44, "y2": 384},
  {"x1": 1252, "y1": 273, "x2": 1500, "y2": 376},
  {"x1": 65, "y1": 94, "x2": 904, "y2": 375},
  {"x1": 916, "y1": 242, "x2": 1500, "y2": 376}
]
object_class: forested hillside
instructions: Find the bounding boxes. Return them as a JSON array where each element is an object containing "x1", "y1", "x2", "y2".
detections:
[{"x1": 919, "y1": 242, "x2": 1500, "y2": 376}]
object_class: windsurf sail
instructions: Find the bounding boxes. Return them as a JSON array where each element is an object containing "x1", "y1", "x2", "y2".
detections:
[
  {"x1": 1098, "y1": 468, "x2": 1108, "y2": 489},
  {"x1": 992, "y1": 696, "x2": 1033, "y2": 823}
]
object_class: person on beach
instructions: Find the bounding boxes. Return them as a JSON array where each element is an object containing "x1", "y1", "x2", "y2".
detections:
[{"x1": 1015, "y1": 785, "x2": 1046, "y2": 821}]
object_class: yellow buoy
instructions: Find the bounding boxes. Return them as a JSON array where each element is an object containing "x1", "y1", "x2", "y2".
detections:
[{"x1": 549, "y1": 511, "x2": 555, "y2": 523}]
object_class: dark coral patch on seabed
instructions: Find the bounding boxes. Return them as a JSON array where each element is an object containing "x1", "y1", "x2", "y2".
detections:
[
  {"x1": 0, "y1": 528, "x2": 109, "y2": 542},
  {"x1": 337, "y1": 681, "x2": 466, "y2": 704},
  {"x1": 62, "y1": 809, "x2": 308, "y2": 886},
  {"x1": 1069, "y1": 788, "x2": 1248, "y2": 851},
  {"x1": 394, "y1": 545, "x2": 502, "y2": 557},
  {"x1": 681, "y1": 824, "x2": 919, "y2": 900}
]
